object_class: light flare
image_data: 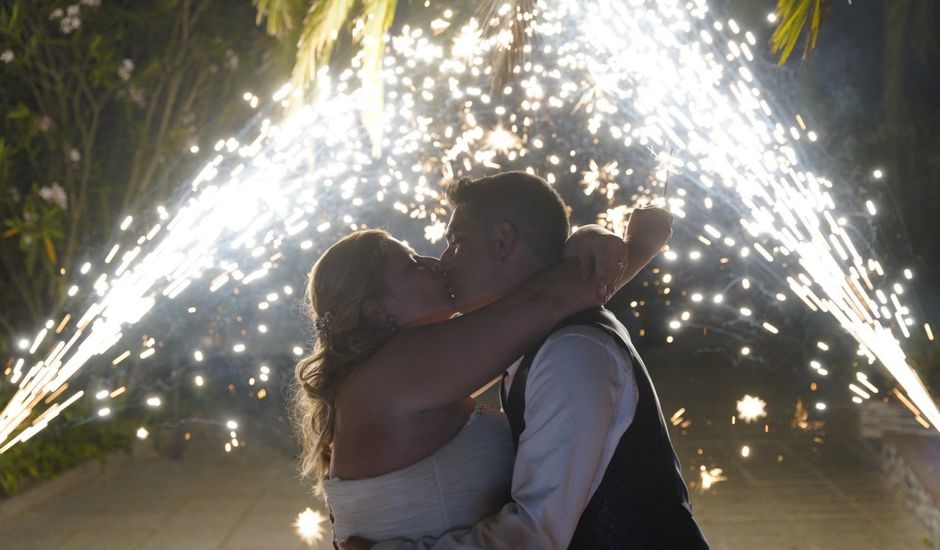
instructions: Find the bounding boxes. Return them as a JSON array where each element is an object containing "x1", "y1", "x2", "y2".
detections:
[
  {"x1": 294, "y1": 507, "x2": 326, "y2": 546},
  {"x1": 2, "y1": 0, "x2": 938, "y2": 452},
  {"x1": 736, "y1": 394, "x2": 768, "y2": 423}
]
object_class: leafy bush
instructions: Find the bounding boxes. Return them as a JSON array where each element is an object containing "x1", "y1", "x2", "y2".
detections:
[{"x1": 0, "y1": 400, "x2": 138, "y2": 498}]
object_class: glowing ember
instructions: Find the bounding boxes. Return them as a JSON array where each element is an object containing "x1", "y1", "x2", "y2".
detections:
[
  {"x1": 294, "y1": 507, "x2": 325, "y2": 546},
  {"x1": 699, "y1": 466, "x2": 727, "y2": 492},
  {"x1": 736, "y1": 394, "x2": 768, "y2": 423},
  {"x1": 485, "y1": 127, "x2": 521, "y2": 153},
  {"x1": 2, "y1": 0, "x2": 938, "y2": 453}
]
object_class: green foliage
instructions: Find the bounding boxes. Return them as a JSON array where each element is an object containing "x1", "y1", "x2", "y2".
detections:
[
  {"x1": 257, "y1": 0, "x2": 397, "y2": 152},
  {"x1": 882, "y1": 0, "x2": 939, "y2": 125},
  {"x1": 292, "y1": 0, "x2": 356, "y2": 87},
  {"x1": 0, "y1": 0, "x2": 286, "y2": 338},
  {"x1": 253, "y1": 0, "x2": 307, "y2": 38},
  {"x1": 2, "y1": 194, "x2": 65, "y2": 272},
  {"x1": 0, "y1": 398, "x2": 137, "y2": 498},
  {"x1": 770, "y1": 0, "x2": 829, "y2": 65},
  {"x1": 768, "y1": 0, "x2": 940, "y2": 267}
]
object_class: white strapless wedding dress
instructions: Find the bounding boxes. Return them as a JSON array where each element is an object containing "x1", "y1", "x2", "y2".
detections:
[{"x1": 323, "y1": 405, "x2": 514, "y2": 542}]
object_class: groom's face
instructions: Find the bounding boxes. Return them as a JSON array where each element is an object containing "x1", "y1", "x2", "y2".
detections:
[{"x1": 440, "y1": 205, "x2": 503, "y2": 313}]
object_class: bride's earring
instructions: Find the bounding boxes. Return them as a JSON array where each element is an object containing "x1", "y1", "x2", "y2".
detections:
[{"x1": 386, "y1": 314, "x2": 398, "y2": 332}]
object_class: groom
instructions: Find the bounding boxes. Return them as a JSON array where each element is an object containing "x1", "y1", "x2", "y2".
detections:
[{"x1": 377, "y1": 171, "x2": 708, "y2": 548}]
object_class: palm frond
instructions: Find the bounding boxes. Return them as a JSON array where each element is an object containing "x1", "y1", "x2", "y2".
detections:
[
  {"x1": 358, "y1": 0, "x2": 397, "y2": 156},
  {"x1": 253, "y1": 0, "x2": 306, "y2": 38},
  {"x1": 291, "y1": 0, "x2": 356, "y2": 90},
  {"x1": 476, "y1": 0, "x2": 538, "y2": 92},
  {"x1": 883, "y1": 0, "x2": 913, "y2": 128},
  {"x1": 42, "y1": 234, "x2": 57, "y2": 265},
  {"x1": 908, "y1": 0, "x2": 939, "y2": 62},
  {"x1": 770, "y1": 0, "x2": 829, "y2": 65},
  {"x1": 290, "y1": 0, "x2": 398, "y2": 156}
]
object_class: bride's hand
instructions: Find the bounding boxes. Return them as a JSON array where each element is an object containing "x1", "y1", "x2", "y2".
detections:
[
  {"x1": 626, "y1": 206, "x2": 673, "y2": 255},
  {"x1": 564, "y1": 224, "x2": 630, "y2": 300}
]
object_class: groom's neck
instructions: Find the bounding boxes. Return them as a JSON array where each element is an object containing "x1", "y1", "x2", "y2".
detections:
[
  {"x1": 458, "y1": 258, "x2": 548, "y2": 314},
  {"x1": 492, "y1": 253, "x2": 547, "y2": 299}
]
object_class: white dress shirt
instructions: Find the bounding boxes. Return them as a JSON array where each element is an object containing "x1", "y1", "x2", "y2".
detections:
[{"x1": 377, "y1": 324, "x2": 639, "y2": 549}]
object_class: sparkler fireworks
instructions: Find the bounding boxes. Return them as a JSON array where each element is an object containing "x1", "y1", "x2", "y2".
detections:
[{"x1": 2, "y1": 0, "x2": 938, "y2": 458}]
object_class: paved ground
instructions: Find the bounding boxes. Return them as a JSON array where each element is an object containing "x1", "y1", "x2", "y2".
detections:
[
  {"x1": 0, "y1": 434, "x2": 331, "y2": 550},
  {"x1": 0, "y1": 341, "x2": 935, "y2": 549},
  {"x1": 649, "y1": 341, "x2": 936, "y2": 550},
  {"x1": 682, "y1": 435, "x2": 932, "y2": 549}
]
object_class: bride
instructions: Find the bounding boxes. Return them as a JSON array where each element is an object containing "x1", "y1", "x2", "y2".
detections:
[{"x1": 291, "y1": 207, "x2": 669, "y2": 544}]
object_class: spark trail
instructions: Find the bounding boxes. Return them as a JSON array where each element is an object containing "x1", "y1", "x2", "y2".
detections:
[{"x1": 2, "y1": 0, "x2": 937, "y2": 453}]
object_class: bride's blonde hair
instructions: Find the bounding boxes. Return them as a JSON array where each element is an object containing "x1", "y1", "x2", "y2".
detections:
[{"x1": 291, "y1": 229, "x2": 396, "y2": 490}]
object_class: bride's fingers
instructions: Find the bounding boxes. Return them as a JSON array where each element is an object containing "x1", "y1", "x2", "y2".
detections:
[
  {"x1": 608, "y1": 258, "x2": 626, "y2": 298},
  {"x1": 596, "y1": 245, "x2": 628, "y2": 298},
  {"x1": 615, "y1": 258, "x2": 628, "y2": 288},
  {"x1": 596, "y1": 257, "x2": 616, "y2": 299},
  {"x1": 578, "y1": 249, "x2": 593, "y2": 280}
]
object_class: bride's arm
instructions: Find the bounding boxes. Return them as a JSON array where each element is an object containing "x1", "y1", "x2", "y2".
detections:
[
  {"x1": 620, "y1": 205, "x2": 674, "y2": 287},
  {"x1": 461, "y1": 209, "x2": 673, "y2": 400},
  {"x1": 350, "y1": 208, "x2": 673, "y2": 414},
  {"x1": 350, "y1": 259, "x2": 601, "y2": 413},
  {"x1": 565, "y1": 206, "x2": 674, "y2": 298}
]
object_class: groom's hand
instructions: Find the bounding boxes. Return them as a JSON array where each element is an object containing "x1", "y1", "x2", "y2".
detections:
[
  {"x1": 564, "y1": 224, "x2": 631, "y2": 301},
  {"x1": 341, "y1": 536, "x2": 375, "y2": 550}
]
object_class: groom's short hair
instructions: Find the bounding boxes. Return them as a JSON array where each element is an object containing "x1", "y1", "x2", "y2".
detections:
[{"x1": 445, "y1": 171, "x2": 570, "y2": 266}]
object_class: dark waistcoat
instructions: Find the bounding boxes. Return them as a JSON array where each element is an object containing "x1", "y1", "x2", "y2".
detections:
[{"x1": 501, "y1": 308, "x2": 709, "y2": 550}]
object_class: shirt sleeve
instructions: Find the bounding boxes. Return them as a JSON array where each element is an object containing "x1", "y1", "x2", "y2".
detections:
[{"x1": 373, "y1": 329, "x2": 633, "y2": 550}]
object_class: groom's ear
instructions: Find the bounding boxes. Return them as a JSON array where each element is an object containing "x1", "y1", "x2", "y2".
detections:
[{"x1": 493, "y1": 220, "x2": 518, "y2": 262}]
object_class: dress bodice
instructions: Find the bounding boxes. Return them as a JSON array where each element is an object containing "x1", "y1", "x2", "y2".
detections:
[{"x1": 323, "y1": 406, "x2": 514, "y2": 542}]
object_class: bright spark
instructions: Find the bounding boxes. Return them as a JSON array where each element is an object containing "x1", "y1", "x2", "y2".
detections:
[
  {"x1": 294, "y1": 507, "x2": 325, "y2": 545},
  {"x1": 699, "y1": 466, "x2": 727, "y2": 492},
  {"x1": 736, "y1": 394, "x2": 767, "y2": 423},
  {"x1": 2, "y1": 0, "x2": 938, "y2": 453}
]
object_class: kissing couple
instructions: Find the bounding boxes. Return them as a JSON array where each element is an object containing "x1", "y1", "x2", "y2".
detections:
[{"x1": 292, "y1": 171, "x2": 709, "y2": 549}]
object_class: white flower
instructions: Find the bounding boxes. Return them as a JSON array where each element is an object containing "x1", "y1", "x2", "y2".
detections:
[
  {"x1": 127, "y1": 84, "x2": 146, "y2": 107},
  {"x1": 69, "y1": 148, "x2": 81, "y2": 162},
  {"x1": 60, "y1": 15, "x2": 81, "y2": 34},
  {"x1": 80, "y1": 0, "x2": 101, "y2": 7},
  {"x1": 39, "y1": 183, "x2": 68, "y2": 210},
  {"x1": 58, "y1": 5, "x2": 82, "y2": 34},
  {"x1": 36, "y1": 116, "x2": 55, "y2": 132},
  {"x1": 50, "y1": 8, "x2": 64, "y2": 20},
  {"x1": 1, "y1": 50, "x2": 13, "y2": 63},
  {"x1": 225, "y1": 49, "x2": 239, "y2": 71},
  {"x1": 118, "y1": 58, "x2": 134, "y2": 81}
]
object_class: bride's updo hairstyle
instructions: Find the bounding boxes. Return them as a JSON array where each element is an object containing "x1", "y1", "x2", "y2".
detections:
[{"x1": 291, "y1": 229, "x2": 395, "y2": 487}]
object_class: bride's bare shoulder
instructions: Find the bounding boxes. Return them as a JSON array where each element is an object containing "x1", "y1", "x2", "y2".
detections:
[{"x1": 334, "y1": 355, "x2": 405, "y2": 419}]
